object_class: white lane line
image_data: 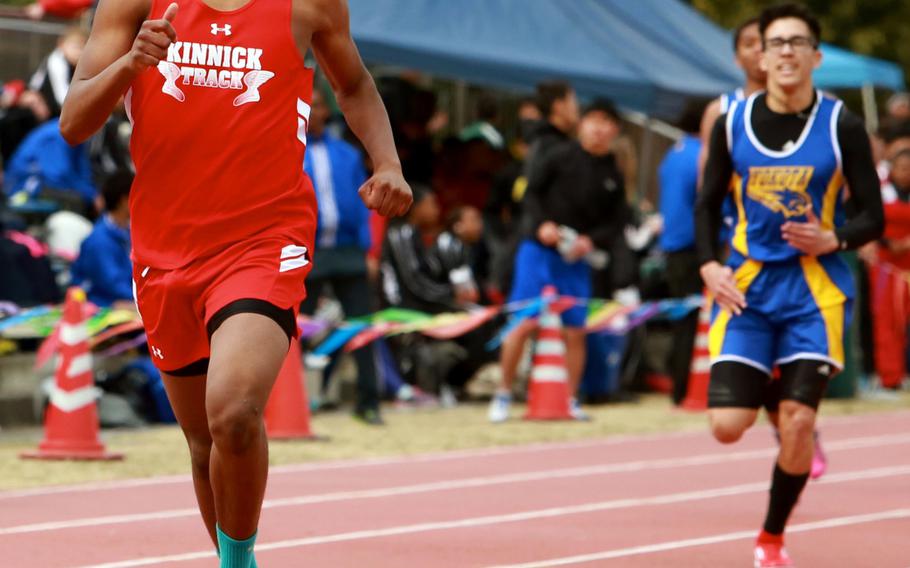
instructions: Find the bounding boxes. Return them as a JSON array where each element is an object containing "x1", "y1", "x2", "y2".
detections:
[
  {"x1": 5, "y1": 409, "x2": 909, "y2": 501},
  {"x1": 0, "y1": 432, "x2": 701, "y2": 500},
  {"x1": 487, "y1": 509, "x2": 910, "y2": 567},
  {"x1": 4, "y1": 434, "x2": 909, "y2": 536},
  {"x1": 75, "y1": 466, "x2": 910, "y2": 568}
]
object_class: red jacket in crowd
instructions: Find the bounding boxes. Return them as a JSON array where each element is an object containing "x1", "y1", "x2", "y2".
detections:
[
  {"x1": 880, "y1": 182, "x2": 910, "y2": 270},
  {"x1": 37, "y1": 0, "x2": 93, "y2": 19}
]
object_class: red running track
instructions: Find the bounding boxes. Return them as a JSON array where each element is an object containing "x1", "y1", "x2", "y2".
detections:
[{"x1": 2, "y1": 411, "x2": 909, "y2": 567}]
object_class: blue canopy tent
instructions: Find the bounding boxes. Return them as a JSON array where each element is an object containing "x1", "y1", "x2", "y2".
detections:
[
  {"x1": 348, "y1": 0, "x2": 739, "y2": 119},
  {"x1": 348, "y1": 0, "x2": 905, "y2": 120},
  {"x1": 817, "y1": 44, "x2": 905, "y2": 91}
]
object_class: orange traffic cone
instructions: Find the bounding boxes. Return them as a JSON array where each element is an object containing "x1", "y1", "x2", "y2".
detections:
[
  {"x1": 681, "y1": 296, "x2": 711, "y2": 411},
  {"x1": 524, "y1": 286, "x2": 573, "y2": 420},
  {"x1": 264, "y1": 339, "x2": 317, "y2": 440},
  {"x1": 22, "y1": 288, "x2": 123, "y2": 460}
]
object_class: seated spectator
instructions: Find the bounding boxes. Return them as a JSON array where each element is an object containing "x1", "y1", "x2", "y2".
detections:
[
  {"x1": 4, "y1": 117, "x2": 97, "y2": 215},
  {"x1": 459, "y1": 94, "x2": 505, "y2": 150},
  {"x1": 380, "y1": 185, "x2": 464, "y2": 314},
  {"x1": 0, "y1": 84, "x2": 51, "y2": 167},
  {"x1": 429, "y1": 205, "x2": 499, "y2": 400},
  {"x1": 379, "y1": 185, "x2": 472, "y2": 402},
  {"x1": 90, "y1": 97, "x2": 134, "y2": 179},
  {"x1": 71, "y1": 170, "x2": 133, "y2": 307},
  {"x1": 0, "y1": 216, "x2": 61, "y2": 307},
  {"x1": 886, "y1": 92, "x2": 910, "y2": 121},
  {"x1": 45, "y1": 209, "x2": 93, "y2": 262},
  {"x1": 430, "y1": 205, "x2": 485, "y2": 303},
  {"x1": 870, "y1": 149, "x2": 910, "y2": 390}
]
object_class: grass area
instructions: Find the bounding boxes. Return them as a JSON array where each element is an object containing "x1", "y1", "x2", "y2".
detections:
[{"x1": 1, "y1": 393, "x2": 908, "y2": 491}]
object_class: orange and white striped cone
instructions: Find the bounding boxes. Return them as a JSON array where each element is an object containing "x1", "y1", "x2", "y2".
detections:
[
  {"x1": 265, "y1": 339, "x2": 318, "y2": 440},
  {"x1": 22, "y1": 288, "x2": 123, "y2": 460},
  {"x1": 524, "y1": 286, "x2": 573, "y2": 420},
  {"x1": 681, "y1": 296, "x2": 712, "y2": 411}
]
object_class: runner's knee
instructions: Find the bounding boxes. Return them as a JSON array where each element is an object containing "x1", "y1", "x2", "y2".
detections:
[
  {"x1": 710, "y1": 420, "x2": 747, "y2": 444},
  {"x1": 777, "y1": 403, "x2": 816, "y2": 443},
  {"x1": 187, "y1": 437, "x2": 213, "y2": 472},
  {"x1": 207, "y1": 396, "x2": 264, "y2": 455}
]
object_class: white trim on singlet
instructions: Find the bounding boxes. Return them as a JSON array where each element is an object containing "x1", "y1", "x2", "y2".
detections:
[
  {"x1": 829, "y1": 99, "x2": 844, "y2": 171},
  {"x1": 744, "y1": 89, "x2": 822, "y2": 159},
  {"x1": 725, "y1": 101, "x2": 738, "y2": 154},
  {"x1": 124, "y1": 87, "x2": 134, "y2": 125},
  {"x1": 297, "y1": 98, "x2": 311, "y2": 146},
  {"x1": 719, "y1": 88, "x2": 745, "y2": 114}
]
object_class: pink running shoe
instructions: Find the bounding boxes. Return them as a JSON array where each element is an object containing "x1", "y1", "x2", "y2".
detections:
[{"x1": 810, "y1": 432, "x2": 827, "y2": 480}]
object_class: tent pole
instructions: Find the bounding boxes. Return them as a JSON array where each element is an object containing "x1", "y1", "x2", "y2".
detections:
[
  {"x1": 454, "y1": 80, "x2": 468, "y2": 131},
  {"x1": 861, "y1": 83, "x2": 878, "y2": 133},
  {"x1": 636, "y1": 119, "x2": 655, "y2": 208}
]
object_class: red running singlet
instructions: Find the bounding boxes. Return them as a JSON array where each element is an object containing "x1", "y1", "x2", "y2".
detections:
[{"x1": 126, "y1": 0, "x2": 317, "y2": 269}]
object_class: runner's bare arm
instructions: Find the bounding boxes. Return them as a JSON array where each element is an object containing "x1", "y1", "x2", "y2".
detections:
[
  {"x1": 308, "y1": 0, "x2": 411, "y2": 217},
  {"x1": 60, "y1": 0, "x2": 176, "y2": 145}
]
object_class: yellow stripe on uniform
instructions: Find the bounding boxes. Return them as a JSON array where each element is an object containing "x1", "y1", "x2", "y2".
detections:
[
  {"x1": 819, "y1": 169, "x2": 844, "y2": 231},
  {"x1": 708, "y1": 259, "x2": 763, "y2": 359},
  {"x1": 799, "y1": 257, "x2": 847, "y2": 366},
  {"x1": 731, "y1": 174, "x2": 748, "y2": 256}
]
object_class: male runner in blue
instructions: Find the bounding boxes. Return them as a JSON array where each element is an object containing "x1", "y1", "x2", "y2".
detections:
[{"x1": 696, "y1": 5, "x2": 883, "y2": 566}]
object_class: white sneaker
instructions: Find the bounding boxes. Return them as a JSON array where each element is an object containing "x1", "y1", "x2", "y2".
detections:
[
  {"x1": 488, "y1": 392, "x2": 511, "y2": 423},
  {"x1": 440, "y1": 384, "x2": 458, "y2": 409},
  {"x1": 570, "y1": 398, "x2": 591, "y2": 421}
]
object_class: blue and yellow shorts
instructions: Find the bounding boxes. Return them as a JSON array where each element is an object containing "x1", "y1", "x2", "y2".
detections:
[{"x1": 709, "y1": 251, "x2": 854, "y2": 375}]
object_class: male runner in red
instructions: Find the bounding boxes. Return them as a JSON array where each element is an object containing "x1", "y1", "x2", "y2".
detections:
[{"x1": 61, "y1": 1, "x2": 412, "y2": 566}]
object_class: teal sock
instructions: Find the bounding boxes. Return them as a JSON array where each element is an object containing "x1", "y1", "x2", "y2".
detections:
[
  {"x1": 216, "y1": 525, "x2": 257, "y2": 568},
  {"x1": 217, "y1": 548, "x2": 257, "y2": 568}
]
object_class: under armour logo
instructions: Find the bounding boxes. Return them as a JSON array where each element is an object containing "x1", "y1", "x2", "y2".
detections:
[
  {"x1": 233, "y1": 70, "x2": 275, "y2": 107},
  {"x1": 157, "y1": 61, "x2": 186, "y2": 102},
  {"x1": 211, "y1": 24, "x2": 232, "y2": 36},
  {"x1": 818, "y1": 364, "x2": 831, "y2": 376},
  {"x1": 151, "y1": 346, "x2": 165, "y2": 360}
]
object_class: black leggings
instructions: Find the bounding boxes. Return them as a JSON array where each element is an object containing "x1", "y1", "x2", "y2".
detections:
[{"x1": 708, "y1": 360, "x2": 833, "y2": 411}]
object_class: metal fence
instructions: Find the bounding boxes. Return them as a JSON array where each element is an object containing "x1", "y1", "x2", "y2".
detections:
[{"x1": 0, "y1": 17, "x2": 71, "y2": 83}]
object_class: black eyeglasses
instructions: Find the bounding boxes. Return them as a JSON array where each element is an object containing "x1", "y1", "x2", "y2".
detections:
[{"x1": 764, "y1": 35, "x2": 817, "y2": 52}]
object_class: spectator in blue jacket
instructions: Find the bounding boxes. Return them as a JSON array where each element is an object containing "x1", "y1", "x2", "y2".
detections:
[
  {"x1": 657, "y1": 100, "x2": 705, "y2": 405},
  {"x1": 4, "y1": 117, "x2": 97, "y2": 215},
  {"x1": 300, "y1": 89, "x2": 382, "y2": 425},
  {"x1": 71, "y1": 170, "x2": 132, "y2": 307}
]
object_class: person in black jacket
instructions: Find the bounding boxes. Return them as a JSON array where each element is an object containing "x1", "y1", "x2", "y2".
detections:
[
  {"x1": 379, "y1": 185, "x2": 475, "y2": 401},
  {"x1": 379, "y1": 185, "x2": 475, "y2": 314},
  {"x1": 28, "y1": 27, "x2": 87, "y2": 118},
  {"x1": 489, "y1": 99, "x2": 630, "y2": 423}
]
